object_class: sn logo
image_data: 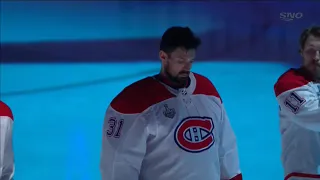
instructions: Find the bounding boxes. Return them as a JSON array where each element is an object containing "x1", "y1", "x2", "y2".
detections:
[{"x1": 280, "y1": 12, "x2": 303, "y2": 21}]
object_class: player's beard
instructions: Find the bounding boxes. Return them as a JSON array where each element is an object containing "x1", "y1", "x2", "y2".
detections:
[{"x1": 164, "y1": 65, "x2": 189, "y2": 87}]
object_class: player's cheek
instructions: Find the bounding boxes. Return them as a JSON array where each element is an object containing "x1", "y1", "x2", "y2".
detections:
[
  {"x1": 305, "y1": 57, "x2": 314, "y2": 65},
  {"x1": 175, "y1": 66, "x2": 183, "y2": 75}
]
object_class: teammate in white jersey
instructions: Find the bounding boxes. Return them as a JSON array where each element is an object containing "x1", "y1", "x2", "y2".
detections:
[
  {"x1": 100, "y1": 26, "x2": 242, "y2": 180},
  {"x1": 0, "y1": 101, "x2": 14, "y2": 180},
  {"x1": 274, "y1": 26, "x2": 320, "y2": 180}
]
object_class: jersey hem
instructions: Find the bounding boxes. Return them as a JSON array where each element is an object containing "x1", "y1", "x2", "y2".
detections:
[{"x1": 285, "y1": 172, "x2": 320, "y2": 180}]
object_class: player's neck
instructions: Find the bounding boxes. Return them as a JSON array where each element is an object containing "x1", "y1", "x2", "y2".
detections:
[{"x1": 299, "y1": 67, "x2": 320, "y2": 82}]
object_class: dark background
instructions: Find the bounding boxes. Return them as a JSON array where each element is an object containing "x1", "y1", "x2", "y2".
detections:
[{"x1": 2, "y1": 2, "x2": 319, "y2": 65}]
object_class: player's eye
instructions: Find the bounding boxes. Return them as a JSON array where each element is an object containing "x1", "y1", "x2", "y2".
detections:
[{"x1": 176, "y1": 59, "x2": 185, "y2": 64}]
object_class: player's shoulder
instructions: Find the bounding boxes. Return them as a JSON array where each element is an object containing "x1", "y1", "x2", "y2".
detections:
[
  {"x1": 110, "y1": 76, "x2": 174, "y2": 114},
  {"x1": 0, "y1": 101, "x2": 14, "y2": 121},
  {"x1": 193, "y1": 72, "x2": 221, "y2": 102},
  {"x1": 274, "y1": 68, "x2": 312, "y2": 97}
]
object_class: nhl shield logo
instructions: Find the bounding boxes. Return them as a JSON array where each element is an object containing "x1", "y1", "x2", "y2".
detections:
[
  {"x1": 163, "y1": 104, "x2": 175, "y2": 119},
  {"x1": 174, "y1": 116, "x2": 215, "y2": 153}
]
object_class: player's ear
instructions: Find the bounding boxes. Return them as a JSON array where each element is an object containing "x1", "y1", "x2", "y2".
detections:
[
  {"x1": 299, "y1": 48, "x2": 303, "y2": 57},
  {"x1": 159, "y1": 50, "x2": 168, "y2": 63}
]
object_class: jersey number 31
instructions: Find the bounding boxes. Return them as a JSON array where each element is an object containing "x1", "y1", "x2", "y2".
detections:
[{"x1": 106, "y1": 118, "x2": 124, "y2": 138}]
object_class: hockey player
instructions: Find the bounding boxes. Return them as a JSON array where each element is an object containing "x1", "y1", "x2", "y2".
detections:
[
  {"x1": 100, "y1": 26, "x2": 242, "y2": 180},
  {"x1": 274, "y1": 26, "x2": 320, "y2": 180},
  {"x1": 0, "y1": 101, "x2": 14, "y2": 180}
]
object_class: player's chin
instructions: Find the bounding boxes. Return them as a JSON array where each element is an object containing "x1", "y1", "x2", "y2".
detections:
[{"x1": 178, "y1": 76, "x2": 189, "y2": 81}]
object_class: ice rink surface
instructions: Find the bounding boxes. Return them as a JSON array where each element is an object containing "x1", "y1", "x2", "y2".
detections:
[{"x1": 1, "y1": 61, "x2": 288, "y2": 180}]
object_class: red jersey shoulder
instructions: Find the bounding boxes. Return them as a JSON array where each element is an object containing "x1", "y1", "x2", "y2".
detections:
[
  {"x1": 274, "y1": 68, "x2": 311, "y2": 97},
  {"x1": 0, "y1": 101, "x2": 14, "y2": 120},
  {"x1": 193, "y1": 73, "x2": 222, "y2": 103},
  {"x1": 111, "y1": 77, "x2": 174, "y2": 114}
]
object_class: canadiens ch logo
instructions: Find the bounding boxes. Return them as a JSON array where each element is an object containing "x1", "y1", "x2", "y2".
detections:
[{"x1": 174, "y1": 116, "x2": 215, "y2": 153}]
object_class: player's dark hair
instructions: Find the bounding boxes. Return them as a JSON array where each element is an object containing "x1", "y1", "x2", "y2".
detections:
[
  {"x1": 299, "y1": 25, "x2": 320, "y2": 50},
  {"x1": 160, "y1": 26, "x2": 201, "y2": 54}
]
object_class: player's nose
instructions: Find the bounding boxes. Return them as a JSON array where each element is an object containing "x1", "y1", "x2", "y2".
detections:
[{"x1": 183, "y1": 61, "x2": 192, "y2": 70}]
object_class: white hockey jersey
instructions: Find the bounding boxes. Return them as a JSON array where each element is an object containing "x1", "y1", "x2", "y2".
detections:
[
  {"x1": 0, "y1": 101, "x2": 14, "y2": 180},
  {"x1": 274, "y1": 68, "x2": 320, "y2": 180},
  {"x1": 100, "y1": 72, "x2": 242, "y2": 180}
]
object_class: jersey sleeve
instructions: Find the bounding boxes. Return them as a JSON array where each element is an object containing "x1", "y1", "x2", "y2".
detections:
[
  {"x1": 275, "y1": 81, "x2": 320, "y2": 132},
  {"x1": 219, "y1": 104, "x2": 242, "y2": 180},
  {"x1": 100, "y1": 105, "x2": 149, "y2": 180},
  {"x1": 0, "y1": 101, "x2": 15, "y2": 180}
]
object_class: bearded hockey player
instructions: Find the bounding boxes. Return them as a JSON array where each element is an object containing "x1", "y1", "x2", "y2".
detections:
[
  {"x1": 274, "y1": 26, "x2": 320, "y2": 180},
  {"x1": 100, "y1": 26, "x2": 242, "y2": 180},
  {"x1": 0, "y1": 101, "x2": 14, "y2": 180}
]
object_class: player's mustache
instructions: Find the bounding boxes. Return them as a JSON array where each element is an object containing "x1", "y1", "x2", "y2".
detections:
[{"x1": 179, "y1": 71, "x2": 190, "y2": 75}]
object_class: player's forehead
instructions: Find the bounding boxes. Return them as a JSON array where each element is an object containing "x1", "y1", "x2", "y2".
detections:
[
  {"x1": 170, "y1": 47, "x2": 196, "y2": 59},
  {"x1": 304, "y1": 35, "x2": 320, "y2": 50}
]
